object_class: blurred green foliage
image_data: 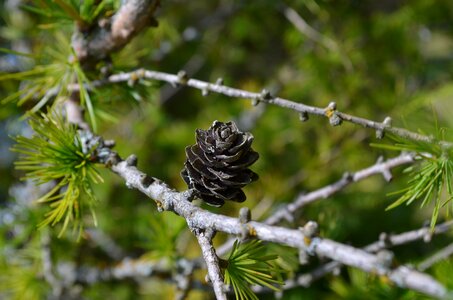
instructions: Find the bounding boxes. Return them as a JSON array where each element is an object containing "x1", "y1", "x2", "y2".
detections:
[{"x1": 1, "y1": 0, "x2": 453, "y2": 299}]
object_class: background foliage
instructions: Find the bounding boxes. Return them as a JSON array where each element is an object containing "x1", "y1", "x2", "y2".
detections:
[{"x1": 1, "y1": 0, "x2": 453, "y2": 299}]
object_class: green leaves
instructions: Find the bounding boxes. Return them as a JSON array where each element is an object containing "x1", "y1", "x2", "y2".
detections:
[
  {"x1": 11, "y1": 112, "x2": 103, "y2": 238},
  {"x1": 224, "y1": 240, "x2": 284, "y2": 300}
]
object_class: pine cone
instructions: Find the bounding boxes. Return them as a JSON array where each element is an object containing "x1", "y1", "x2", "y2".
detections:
[{"x1": 181, "y1": 120, "x2": 259, "y2": 207}]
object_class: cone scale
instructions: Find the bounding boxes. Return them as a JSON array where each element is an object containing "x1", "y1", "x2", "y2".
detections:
[{"x1": 181, "y1": 121, "x2": 259, "y2": 206}]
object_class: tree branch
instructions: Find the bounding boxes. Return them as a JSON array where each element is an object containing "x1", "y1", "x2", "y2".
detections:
[
  {"x1": 73, "y1": 257, "x2": 173, "y2": 284},
  {"x1": 192, "y1": 228, "x2": 227, "y2": 300},
  {"x1": 265, "y1": 152, "x2": 415, "y2": 225},
  {"x1": 63, "y1": 68, "x2": 453, "y2": 148},
  {"x1": 215, "y1": 152, "x2": 414, "y2": 257},
  {"x1": 418, "y1": 242, "x2": 453, "y2": 272},
  {"x1": 281, "y1": 5, "x2": 353, "y2": 72},
  {"x1": 292, "y1": 220, "x2": 453, "y2": 288},
  {"x1": 109, "y1": 155, "x2": 448, "y2": 298}
]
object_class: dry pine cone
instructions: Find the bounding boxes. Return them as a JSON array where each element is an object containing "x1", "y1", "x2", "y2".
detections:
[{"x1": 181, "y1": 120, "x2": 259, "y2": 206}]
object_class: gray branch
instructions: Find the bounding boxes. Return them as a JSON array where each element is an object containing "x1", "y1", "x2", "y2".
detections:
[
  {"x1": 73, "y1": 257, "x2": 172, "y2": 284},
  {"x1": 192, "y1": 228, "x2": 227, "y2": 300},
  {"x1": 109, "y1": 157, "x2": 448, "y2": 299},
  {"x1": 62, "y1": 68, "x2": 452, "y2": 148},
  {"x1": 294, "y1": 220, "x2": 453, "y2": 287},
  {"x1": 265, "y1": 152, "x2": 415, "y2": 225},
  {"x1": 217, "y1": 152, "x2": 414, "y2": 257},
  {"x1": 418, "y1": 242, "x2": 453, "y2": 272}
]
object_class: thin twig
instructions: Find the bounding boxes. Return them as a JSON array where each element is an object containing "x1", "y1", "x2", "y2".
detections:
[
  {"x1": 265, "y1": 152, "x2": 415, "y2": 225},
  {"x1": 62, "y1": 69, "x2": 452, "y2": 148},
  {"x1": 418, "y1": 242, "x2": 453, "y2": 271},
  {"x1": 281, "y1": 5, "x2": 353, "y2": 72},
  {"x1": 293, "y1": 220, "x2": 453, "y2": 287},
  {"x1": 74, "y1": 257, "x2": 173, "y2": 284},
  {"x1": 192, "y1": 228, "x2": 227, "y2": 300}
]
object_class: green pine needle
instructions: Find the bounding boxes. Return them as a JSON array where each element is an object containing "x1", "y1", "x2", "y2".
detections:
[
  {"x1": 387, "y1": 156, "x2": 453, "y2": 229},
  {"x1": 0, "y1": 32, "x2": 99, "y2": 131},
  {"x1": 224, "y1": 240, "x2": 284, "y2": 300},
  {"x1": 372, "y1": 132, "x2": 453, "y2": 229},
  {"x1": 141, "y1": 213, "x2": 186, "y2": 261},
  {"x1": 11, "y1": 112, "x2": 103, "y2": 238},
  {"x1": 20, "y1": 0, "x2": 119, "y2": 25}
]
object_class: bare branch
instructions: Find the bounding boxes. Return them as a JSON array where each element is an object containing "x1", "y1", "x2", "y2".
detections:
[
  {"x1": 63, "y1": 69, "x2": 452, "y2": 148},
  {"x1": 283, "y1": 6, "x2": 338, "y2": 51},
  {"x1": 109, "y1": 156, "x2": 448, "y2": 298},
  {"x1": 265, "y1": 152, "x2": 415, "y2": 225},
  {"x1": 293, "y1": 220, "x2": 453, "y2": 287},
  {"x1": 192, "y1": 228, "x2": 227, "y2": 300},
  {"x1": 281, "y1": 5, "x2": 353, "y2": 71},
  {"x1": 418, "y1": 242, "x2": 453, "y2": 271},
  {"x1": 74, "y1": 257, "x2": 172, "y2": 284}
]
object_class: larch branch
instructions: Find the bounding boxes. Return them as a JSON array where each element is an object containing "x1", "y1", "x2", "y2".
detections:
[
  {"x1": 109, "y1": 156, "x2": 448, "y2": 299},
  {"x1": 63, "y1": 68, "x2": 453, "y2": 148},
  {"x1": 193, "y1": 228, "x2": 227, "y2": 300}
]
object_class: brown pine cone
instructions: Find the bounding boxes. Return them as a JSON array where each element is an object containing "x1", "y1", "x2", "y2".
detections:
[{"x1": 181, "y1": 120, "x2": 259, "y2": 206}]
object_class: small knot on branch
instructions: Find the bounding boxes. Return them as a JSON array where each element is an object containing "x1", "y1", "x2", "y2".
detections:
[
  {"x1": 325, "y1": 101, "x2": 342, "y2": 126},
  {"x1": 302, "y1": 221, "x2": 319, "y2": 239},
  {"x1": 156, "y1": 200, "x2": 164, "y2": 212},
  {"x1": 376, "y1": 156, "x2": 393, "y2": 182},
  {"x1": 177, "y1": 70, "x2": 189, "y2": 85},
  {"x1": 299, "y1": 111, "x2": 309, "y2": 122},
  {"x1": 140, "y1": 174, "x2": 154, "y2": 187},
  {"x1": 422, "y1": 221, "x2": 433, "y2": 242},
  {"x1": 260, "y1": 89, "x2": 272, "y2": 100},
  {"x1": 202, "y1": 85, "x2": 210, "y2": 97},
  {"x1": 126, "y1": 154, "x2": 138, "y2": 166},
  {"x1": 182, "y1": 189, "x2": 197, "y2": 202},
  {"x1": 105, "y1": 152, "x2": 121, "y2": 167},
  {"x1": 239, "y1": 207, "x2": 252, "y2": 241},
  {"x1": 376, "y1": 116, "x2": 392, "y2": 139},
  {"x1": 215, "y1": 78, "x2": 224, "y2": 86},
  {"x1": 104, "y1": 140, "x2": 115, "y2": 148},
  {"x1": 127, "y1": 69, "x2": 145, "y2": 87},
  {"x1": 239, "y1": 207, "x2": 251, "y2": 224},
  {"x1": 252, "y1": 89, "x2": 272, "y2": 106},
  {"x1": 300, "y1": 221, "x2": 319, "y2": 260},
  {"x1": 379, "y1": 232, "x2": 392, "y2": 247},
  {"x1": 342, "y1": 172, "x2": 354, "y2": 182}
]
